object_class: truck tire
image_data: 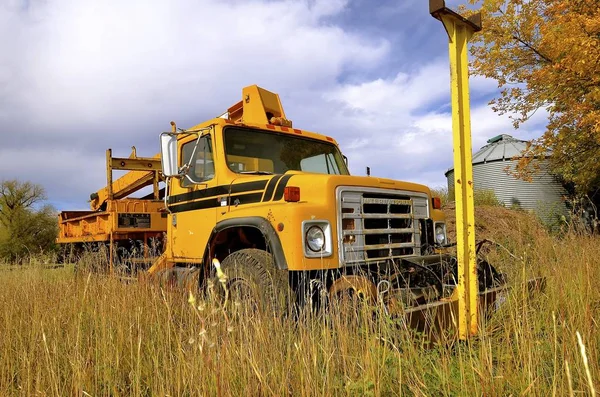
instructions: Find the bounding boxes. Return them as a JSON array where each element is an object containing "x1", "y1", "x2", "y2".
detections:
[{"x1": 213, "y1": 249, "x2": 293, "y2": 316}]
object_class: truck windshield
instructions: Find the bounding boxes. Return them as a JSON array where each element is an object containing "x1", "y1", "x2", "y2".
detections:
[{"x1": 224, "y1": 127, "x2": 349, "y2": 175}]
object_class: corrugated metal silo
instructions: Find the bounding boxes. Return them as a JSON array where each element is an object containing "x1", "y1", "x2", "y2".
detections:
[{"x1": 445, "y1": 134, "x2": 567, "y2": 222}]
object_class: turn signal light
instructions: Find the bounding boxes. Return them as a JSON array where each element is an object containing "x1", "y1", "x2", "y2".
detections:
[
  {"x1": 284, "y1": 186, "x2": 300, "y2": 202},
  {"x1": 432, "y1": 197, "x2": 442, "y2": 209}
]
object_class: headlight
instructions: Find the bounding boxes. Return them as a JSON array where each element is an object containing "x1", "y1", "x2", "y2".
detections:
[
  {"x1": 305, "y1": 225, "x2": 325, "y2": 252},
  {"x1": 435, "y1": 223, "x2": 446, "y2": 245},
  {"x1": 302, "y1": 221, "x2": 332, "y2": 257}
]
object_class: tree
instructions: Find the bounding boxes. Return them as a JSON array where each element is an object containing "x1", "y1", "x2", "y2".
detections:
[
  {"x1": 462, "y1": 0, "x2": 600, "y2": 193},
  {"x1": 0, "y1": 180, "x2": 58, "y2": 262}
]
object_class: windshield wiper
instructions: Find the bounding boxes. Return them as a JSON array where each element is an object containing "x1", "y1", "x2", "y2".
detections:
[{"x1": 239, "y1": 171, "x2": 274, "y2": 175}]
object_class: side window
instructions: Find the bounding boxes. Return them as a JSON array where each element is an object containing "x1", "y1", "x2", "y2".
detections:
[
  {"x1": 181, "y1": 135, "x2": 215, "y2": 186},
  {"x1": 300, "y1": 153, "x2": 341, "y2": 175},
  {"x1": 326, "y1": 153, "x2": 341, "y2": 174}
]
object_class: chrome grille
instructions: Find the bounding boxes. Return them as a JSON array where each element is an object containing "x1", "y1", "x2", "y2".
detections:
[{"x1": 337, "y1": 187, "x2": 429, "y2": 265}]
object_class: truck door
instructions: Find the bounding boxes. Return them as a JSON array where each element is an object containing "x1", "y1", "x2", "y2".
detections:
[{"x1": 168, "y1": 133, "x2": 218, "y2": 261}]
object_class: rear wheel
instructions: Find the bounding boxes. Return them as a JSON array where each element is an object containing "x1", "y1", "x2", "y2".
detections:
[{"x1": 213, "y1": 249, "x2": 294, "y2": 316}]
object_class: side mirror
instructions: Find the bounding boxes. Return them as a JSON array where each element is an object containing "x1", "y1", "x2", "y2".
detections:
[{"x1": 160, "y1": 133, "x2": 179, "y2": 177}]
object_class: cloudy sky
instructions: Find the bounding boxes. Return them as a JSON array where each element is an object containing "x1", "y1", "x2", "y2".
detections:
[{"x1": 0, "y1": 0, "x2": 548, "y2": 211}]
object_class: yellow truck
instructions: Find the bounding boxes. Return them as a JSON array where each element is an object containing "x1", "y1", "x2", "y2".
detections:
[
  {"x1": 58, "y1": 84, "x2": 506, "y2": 320},
  {"x1": 150, "y1": 85, "x2": 505, "y2": 316}
]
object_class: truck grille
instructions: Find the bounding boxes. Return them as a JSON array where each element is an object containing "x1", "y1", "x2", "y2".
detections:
[{"x1": 337, "y1": 187, "x2": 429, "y2": 265}]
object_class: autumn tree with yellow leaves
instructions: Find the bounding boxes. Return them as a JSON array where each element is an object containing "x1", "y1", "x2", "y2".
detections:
[{"x1": 463, "y1": 0, "x2": 600, "y2": 193}]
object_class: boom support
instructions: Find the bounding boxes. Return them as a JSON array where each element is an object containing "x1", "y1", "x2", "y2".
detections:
[
  {"x1": 90, "y1": 147, "x2": 162, "y2": 211},
  {"x1": 57, "y1": 147, "x2": 167, "y2": 273},
  {"x1": 222, "y1": 85, "x2": 292, "y2": 127}
]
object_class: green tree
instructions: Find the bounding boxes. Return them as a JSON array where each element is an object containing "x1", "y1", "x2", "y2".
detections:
[
  {"x1": 462, "y1": 0, "x2": 600, "y2": 193},
  {"x1": 0, "y1": 180, "x2": 58, "y2": 263}
]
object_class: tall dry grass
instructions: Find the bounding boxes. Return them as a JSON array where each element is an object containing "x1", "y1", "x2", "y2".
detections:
[{"x1": 1, "y1": 228, "x2": 598, "y2": 395}]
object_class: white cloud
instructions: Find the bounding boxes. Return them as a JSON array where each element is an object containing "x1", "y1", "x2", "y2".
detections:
[
  {"x1": 0, "y1": 0, "x2": 390, "y2": 208},
  {"x1": 324, "y1": 60, "x2": 451, "y2": 114},
  {"x1": 0, "y1": 0, "x2": 549, "y2": 210},
  {"x1": 315, "y1": 58, "x2": 548, "y2": 187},
  {"x1": 2, "y1": 0, "x2": 389, "y2": 128}
]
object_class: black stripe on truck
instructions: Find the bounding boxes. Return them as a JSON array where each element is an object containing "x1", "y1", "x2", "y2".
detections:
[
  {"x1": 230, "y1": 180, "x2": 268, "y2": 194},
  {"x1": 272, "y1": 174, "x2": 294, "y2": 201},
  {"x1": 169, "y1": 192, "x2": 266, "y2": 213},
  {"x1": 167, "y1": 174, "x2": 295, "y2": 213},
  {"x1": 261, "y1": 175, "x2": 283, "y2": 202},
  {"x1": 168, "y1": 179, "x2": 268, "y2": 205}
]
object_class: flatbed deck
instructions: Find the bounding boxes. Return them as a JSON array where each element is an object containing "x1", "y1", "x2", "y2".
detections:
[{"x1": 58, "y1": 199, "x2": 167, "y2": 243}]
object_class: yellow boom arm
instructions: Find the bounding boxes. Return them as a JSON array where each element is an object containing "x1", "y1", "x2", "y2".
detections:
[{"x1": 89, "y1": 147, "x2": 163, "y2": 211}]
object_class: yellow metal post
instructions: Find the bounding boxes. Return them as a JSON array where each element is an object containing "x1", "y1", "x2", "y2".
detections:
[
  {"x1": 430, "y1": 0, "x2": 481, "y2": 339},
  {"x1": 106, "y1": 149, "x2": 114, "y2": 201}
]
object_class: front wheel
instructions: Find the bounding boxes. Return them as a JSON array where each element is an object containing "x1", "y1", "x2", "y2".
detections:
[{"x1": 212, "y1": 249, "x2": 294, "y2": 316}]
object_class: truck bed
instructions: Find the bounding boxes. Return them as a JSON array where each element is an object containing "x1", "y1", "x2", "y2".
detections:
[{"x1": 57, "y1": 199, "x2": 167, "y2": 244}]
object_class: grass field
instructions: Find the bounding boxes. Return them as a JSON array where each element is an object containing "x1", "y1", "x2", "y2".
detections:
[{"x1": 1, "y1": 206, "x2": 598, "y2": 396}]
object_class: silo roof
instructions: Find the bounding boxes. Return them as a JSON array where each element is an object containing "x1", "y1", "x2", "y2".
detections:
[
  {"x1": 444, "y1": 134, "x2": 536, "y2": 176},
  {"x1": 471, "y1": 134, "x2": 528, "y2": 164}
]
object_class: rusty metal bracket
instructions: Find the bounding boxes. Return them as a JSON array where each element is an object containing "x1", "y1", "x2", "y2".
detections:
[
  {"x1": 429, "y1": 0, "x2": 482, "y2": 32},
  {"x1": 110, "y1": 156, "x2": 162, "y2": 172}
]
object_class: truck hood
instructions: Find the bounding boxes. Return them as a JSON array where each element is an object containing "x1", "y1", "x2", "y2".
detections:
[
  {"x1": 283, "y1": 172, "x2": 432, "y2": 199},
  {"x1": 228, "y1": 171, "x2": 432, "y2": 206}
]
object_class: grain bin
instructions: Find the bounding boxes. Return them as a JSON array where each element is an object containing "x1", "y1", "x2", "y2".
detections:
[{"x1": 445, "y1": 134, "x2": 567, "y2": 222}]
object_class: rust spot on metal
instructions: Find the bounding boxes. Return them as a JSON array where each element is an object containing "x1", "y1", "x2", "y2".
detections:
[{"x1": 266, "y1": 209, "x2": 276, "y2": 223}]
